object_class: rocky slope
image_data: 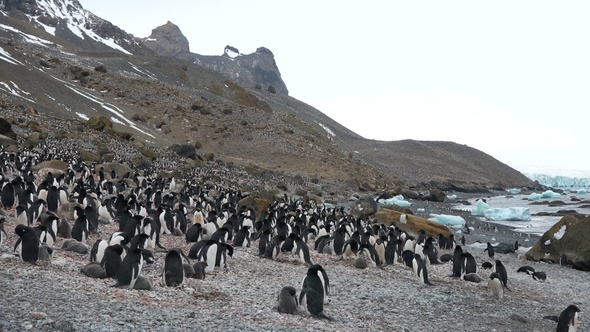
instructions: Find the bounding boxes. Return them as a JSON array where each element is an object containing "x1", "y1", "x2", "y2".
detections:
[{"x1": 0, "y1": 0, "x2": 536, "y2": 194}]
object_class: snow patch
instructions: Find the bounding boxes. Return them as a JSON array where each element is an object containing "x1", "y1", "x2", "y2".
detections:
[
  {"x1": 317, "y1": 122, "x2": 335, "y2": 137},
  {"x1": 554, "y1": 225, "x2": 566, "y2": 240},
  {"x1": 0, "y1": 81, "x2": 35, "y2": 103},
  {"x1": 76, "y1": 112, "x2": 89, "y2": 120},
  {"x1": 0, "y1": 24, "x2": 53, "y2": 46},
  {"x1": 0, "y1": 46, "x2": 24, "y2": 65},
  {"x1": 544, "y1": 239, "x2": 551, "y2": 245}
]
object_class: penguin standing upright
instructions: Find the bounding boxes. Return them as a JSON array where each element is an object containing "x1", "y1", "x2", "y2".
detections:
[
  {"x1": 494, "y1": 259, "x2": 511, "y2": 291},
  {"x1": 299, "y1": 265, "x2": 332, "y2": 320},
  {"x1": 484, "y1": 242, "x2": 495, "y2": 259},
  {"x1": 15, "y1": 204, "x2": 29, "y2": 226},
  {"x1": 555, "y1": 304, "x2": 580, "y2": 332},
  {"x1": 102, "y1": 244, "x2": 124, "y2": 279},
  {"x1": 46, "y1": 186, "x2": 60, "y2": 212},
  {"x1": 14, "y1": 224, "x2": 40, "y2": 263},
  {"x1": 450, "y1": 245, "x2": 464, "y2": 277},
  {"x1": 488, "y1": 272, "x2": 503, "y2": 299},
  {"x1": 1, "y1": 181, "x2": 16, "y2": 210},
  {"x1": 412, "y1": 253, "x2": 433, "y2": 285},
  {"x1": 71, "y1": 214, "x2": 89, "y2": 244},
  {"x1": 85, "y1": 205, "x2": 99, "y2": 233},
  {"x1": 90, "y1": 239, "x2": 109, "y2": 264},
  {"x1": 163, "y1": 248, "x2": 185, "y2": 287},
  {"x1": 116, "y1": 248, "x2": 144, "y2": 289}
]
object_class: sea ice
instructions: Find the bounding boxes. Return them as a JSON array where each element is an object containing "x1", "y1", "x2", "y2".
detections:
[
  {"x1": 528, "y1": 193, "x2": 542, "y2": 201},
  {"x1": 471, "y1": 199, "x2": 490, "y2": 216},
  {"x1": 428, "y1": 214, "x2": 466, "y2": 227},
  {"x1": 541, "y1": 190, "x2": 561, "y2": 198},
  {"x1": 578, "y1": 189, "x2": 587, "y2": 195},
  {"x1": 484, "y1": 207, "x2": 531, "y2": 221},
  {"x1": 506, "y1": 188, "x2": 521, "y2": 195},
  {"x1": 377, "y1": 195, "x2": 411, "y2": 208}
]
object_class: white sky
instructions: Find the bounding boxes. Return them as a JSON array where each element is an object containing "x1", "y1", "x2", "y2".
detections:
[{"x1": 80, "y1": 0, "x2": 590, "y2": 175}]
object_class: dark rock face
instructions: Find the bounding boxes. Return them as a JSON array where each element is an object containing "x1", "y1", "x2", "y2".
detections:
[
  {"x1": 525, "y1": 214, "x2": 590, "y2": 271},
  {"x1": 0, "y1": 118, "x2": 17, "y2": 140},
  {"x1": 194, "y1": 47, "x2": 289, "y2": 95},
  {"x1": 142, "y1": 21, "x2": 190, "y2": 58}
]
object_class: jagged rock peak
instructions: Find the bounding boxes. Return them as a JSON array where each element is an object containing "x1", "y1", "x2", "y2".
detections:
[
  {"x1": 223, "y1": 45, "x2": 241, "y2": 58},
  {"x1": 142, "y1": 21, "x2": 190, "y2": 58}
]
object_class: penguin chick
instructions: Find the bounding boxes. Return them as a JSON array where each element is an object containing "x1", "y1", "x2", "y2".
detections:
[{"x1": 277, "y1": 286, "x2": 298, "y2": 314}]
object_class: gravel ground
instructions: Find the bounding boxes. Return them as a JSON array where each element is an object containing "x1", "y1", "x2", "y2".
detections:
[{"x1": 1, "y1": 194, "x2": 587, "y2": 332}]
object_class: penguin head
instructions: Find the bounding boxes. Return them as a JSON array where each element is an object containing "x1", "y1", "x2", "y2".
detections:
[
  {"x1": 15, "y1": 224, "x2": 30, "y2": 236},
  {"x1": 489, "y1": 272, "x2": 501, "y2": 280}
]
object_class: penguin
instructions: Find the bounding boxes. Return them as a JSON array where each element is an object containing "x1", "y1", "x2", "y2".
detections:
[
  {"x1": 488, "y1": 272, "x2": 503, "y2": 299},
  {"x1": 1, "y1": 181, "x2": 16, "y2": 210},
  {"x1": 0, "y1": 218, "x2": 6, "y2": 246},
  {"x1": 412, "y1": 253, "x2": 433, "y2": 285},
  {"x1": 129, "y1": 233, "x2": 149, "y2": 250},
  {"x1": 14, "y1": 224, "x2": 40, "y2": 263},
  {"x1": 299, "y1": 265, "x2": 332, "y2": 320},
  {"x1": 341, "y1": 239, "x2": 359, "y2": 260},
  {"x1": 423, "y1": 241, "x2": 441, "y2": 265},
  {"x1": 198, "y1": 240, "x2": 234, "y2": 273},
  {"x1": 46, "y1": 186, "x2": 60, "y2": 212},
  {"x1": 277, "y1": 286, "x2": 298, "y2": 314},
  {"x1": 71, "y1": 213, "x2": 89, "y2": 244},
  {"x1": 185, "y1": 223, "x2": 203, "y2": 243},
  {"x1": 80, "y1": 262, "x2": 107, "y2": 279},
  {"x1": 402, "y1": 250, "x2": 415, "y2": 268},
  {"x1": 58, "y1": 219, "x2": 72, "y2": 238},
  {"x1": 108, "y1": 232, "x2": 131, "y2": 247},
  {"x1": 555, "y1": 304, "x2": 580, "y2": 332},
  {"x1": 38, "y1": 244, "x2": 53, "y2": 262},
  {"x1": 90, "y1": 239, "x2": 109, "y2": 264},
  {"x1": 532, "y1": 271, "x2": 546, "y2": 281},
  {"x1": 463, "y1": 273, "x2": 482, "y2": 283},
  {"x1": 559, "y1": 254, "x2": 569, "y2": 267},
  {"x1": 484, "y1": 242, "x2": 495, "y2": 259},
  {"x1": 257, "y1": 228, "x2": 272, "y2": 256},
  {"x1": 28, "y1": 199, "x2": 46, "y2": 225},
  {"x1": 460, "y1": 252, "x2": 477, "y2": 278},
  {"x1": 233, "y1": 225, "x2": 250, "y2": 247},
  {"x1": 115, "y1": 248, "x2": 144, "y2": 289},
  {"x1": 331, "y1": 226, "x2": 347, "y2": 255},
  {"x1": 293, "y1": 237, "x2": 313, "y2": 266},
  {"x1": 40, "y1": 214, "x2": 59, "y2": 248},
  {"x1": 517, "y1": 266, "x2": 535, "y2": 275},
  {"x1": 85, "y1": 205, "x2": 99, "y2": 233},
  {"x1": 449, "y1": 245, "x2": 464, "y2": 277},
  {"x1": 482, "y1": 261, "x2": 494, "y2": 270},
  {"x1": 192, "y1": 261, "x2": 207, "y2": 280},
  {"x1": 98, "y1": 198, "x2": 115, "y2": 224},
  {"x1": 163, "y1": 248, "x2": 185, "y2": 287},
  {"x1": 440, "y1": 253, "x2": 453, "y2": 263},
  {"x1": 494, "y1": 259, "x2": 511, "y2": 291},
  {"x1": 102, "y1": 244, "x2": 124, "y2": 279},
  {"x1": 15, "y1": 204, "x2": 29, "y2": 226}
]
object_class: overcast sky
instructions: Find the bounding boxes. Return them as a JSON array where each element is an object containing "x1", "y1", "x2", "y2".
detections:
[{"x1": 80, "y1": 1, "x2": 590, "y2": 175}]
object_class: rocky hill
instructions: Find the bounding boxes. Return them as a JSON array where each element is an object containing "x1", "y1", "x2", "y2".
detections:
[{"x1": 0, "y1": 0, "x2": 535, "y2": 195}]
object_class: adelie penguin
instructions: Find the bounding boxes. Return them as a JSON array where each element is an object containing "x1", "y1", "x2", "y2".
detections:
[
  {"x1": 115, "y1": 248, "x2": 144, "y2": 289},
  {"x1": 300, "y1": 265, "x2": 332, "y2": 320},
  {"x1": 412, "y1": 253, "x2": 433, "y2": 285},
  {"x1": 14, "y1": 224, "x2": 40, "y2": 263},
  {"x1": 494, "y1": 259, "x2": 511, "y2": 291},
  {"x1": 484, "y1": 242, "x2": 495, "y2": 259},
  {"x1": 488, "y1": 272, "x2": 503, "y2": 299},
  {"x1": 163, "y1": 248, "x2": 186, "y2": 287},
  {"x1": 555, "y1": 304, "x2": 580, "y2": 332}
]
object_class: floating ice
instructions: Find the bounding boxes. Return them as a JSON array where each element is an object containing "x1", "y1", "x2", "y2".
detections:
[
  {"x1": 524, "y1": 172, "x2": 590, "y2": 188},
  {"x1": 506, "y1": 188, "x2": 521, "y2": 195},
  {"x1": 428, "y1": 214, "x2": 466, "y2": 226},
  {"x1": 554, "y1": 225, "x2": 566, "y2": 240},
  {"x1": 578, "y1": 189, "x2": 587, "y2": 195},
  {"x1": 471, "y1": 199, "x2": 490, "y2": 216},
  {"x1": 541, "y1": 190, "x2": 562, "y2": 198},
  {"x1": 377, "y1": 195, "x2": 411, "y2": 208},
  {"x1": 484, "y1": 207, "x2": 531, "y2": 221},
  {"x1": 528, "y1": 193, "x2": 542, "y2": 201},
  {"x1": 446, "y1": 194, "x2": 457, "y2": 200}
]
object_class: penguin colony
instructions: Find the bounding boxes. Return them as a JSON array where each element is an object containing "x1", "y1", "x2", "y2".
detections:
[{"x1": 0, "y1": 146, "x2": 582, "y2": 328}]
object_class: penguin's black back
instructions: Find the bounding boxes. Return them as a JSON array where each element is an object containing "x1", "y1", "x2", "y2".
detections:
[{"x1": 164, "y1": 249, "x2": 184, "y2": 287}]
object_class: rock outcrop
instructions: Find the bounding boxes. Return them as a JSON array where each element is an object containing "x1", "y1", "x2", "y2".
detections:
[
  {"x1": 373, "y1": 208, "x2": 452, "y2": 238},
  {"x1": 524, "y1": 214, "x2": 590, "y2": 271},
  {"x1": 142, "y1": 21, "x2": 191, "y2": 58}
]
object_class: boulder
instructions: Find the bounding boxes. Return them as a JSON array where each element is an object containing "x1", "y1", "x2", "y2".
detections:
[
  {"x1": 86, "y1": 116, "x2": 112, "y2": 131},
  {"x1": 169, "y1": 143, "x2": 198, "y2": 160},
  {"x1": 95, "y1": 163, "x2": 134, "y2": 179},
  {"x1": 237, "y1": 196, "x2": 269, "y2": 217},
  {"x1": 79, "y1": 149, "x2": 100, "y2": 163},
  {"x1": 349, "y1": 195, "x2": 378, "y2": 219},
  {"x1": 373, "y1": 208, "x2": 451, "y2": 238},
  {"x1": 0, "y1": 134, "x2": 18, "y2": 148},
  {"x1": 421, "y1": 189, "x2": 446, "y2": 202},
  {"x1": 524, "y1": 214, "x2": 590, "y2": 271},
  {"x1": 0, "y1": 117, "x2": 17, "y2": 140}
]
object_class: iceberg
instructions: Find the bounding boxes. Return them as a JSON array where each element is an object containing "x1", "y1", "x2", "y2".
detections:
[
  {"x1": 484, "y1": 207, "x2": 531, "y2": 221},
  {"x1": 523, "y1": 172, "x2": 590, "y2": 188},
  {"x1": 377, "y1": 195, "x2": 411, "y2": 208},
  {"x1": 428, "y1": 214, "x2": 466, "y2": 227},
  {"x1": 471, "y1": 199, "x2": 490, "y2": 216},
  {"x1": 506, "y1": 188, "x2": 521, "y2": 195},
  {"x1": 578, "y1": 189, "x2": 587, "y2": 195},
  {"x1": 541, "y1": 190, "x2": 562, "y2": 198},
  {"x1": 528, "y1": 193, "x2": 542, "y2": 201},
  {"x1": 446, "y1": 194, "x2": 458, "y2": 200}
]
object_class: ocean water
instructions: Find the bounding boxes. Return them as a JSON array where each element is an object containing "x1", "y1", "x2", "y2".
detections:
[{"x1": 451, "y1": 191, "x2": 590, "y2": 236}]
